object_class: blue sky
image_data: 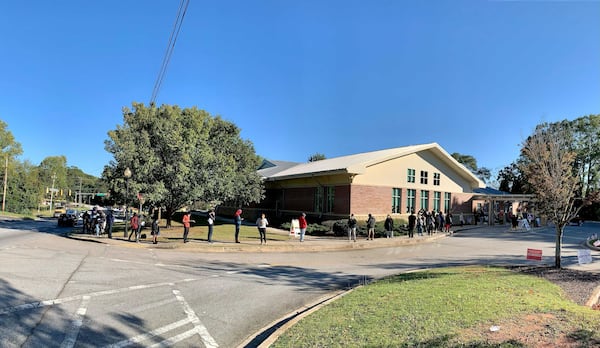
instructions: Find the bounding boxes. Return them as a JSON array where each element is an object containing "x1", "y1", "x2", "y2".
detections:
[{"x1": 1, "y1": 1, "x2": 598, "y2": 181}]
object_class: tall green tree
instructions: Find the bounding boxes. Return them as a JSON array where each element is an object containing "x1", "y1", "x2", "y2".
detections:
[
  {"x1": 6, "y1": 160, "x2": 39, "y2": 214},
  {"x1": 103, "y1": 103, "x2": 264, "y2": 225},
  {"x1": 0, "y1": 120, "x2": 23, "y2": 211},
  {"x1": 571, "y1": 114, "x2": 600, "y2": 197},
  {"x1": 38, "y1": 156, "x2": 68, "y2": 206},
  {"x1": 520, "y1": 122, "x2": 599, "y2": 268},
  {"x1": 497, "y1": 161, "x2": 530, "y2": 194},
  {"x1": 451, "y1": 152, "x2": 491, "y2": 183}
]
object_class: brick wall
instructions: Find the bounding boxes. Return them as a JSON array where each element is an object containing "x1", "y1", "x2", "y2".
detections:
[{"x1": 350, "y1": 185, "x2": 391, "y2": 218}]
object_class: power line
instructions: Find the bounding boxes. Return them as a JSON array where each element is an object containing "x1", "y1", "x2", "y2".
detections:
[{"x1": 150, "y1": 0, "x2": 190, "y2": 106}]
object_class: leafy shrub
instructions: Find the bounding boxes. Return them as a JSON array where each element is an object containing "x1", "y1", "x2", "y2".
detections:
[{"x1": 279, "y1": 221, "x2": 330, "y2": 235}]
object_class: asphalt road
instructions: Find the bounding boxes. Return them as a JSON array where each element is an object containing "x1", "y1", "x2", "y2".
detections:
[{"x1": 1, "y1": 218, "x2": 599, "y2": 347}]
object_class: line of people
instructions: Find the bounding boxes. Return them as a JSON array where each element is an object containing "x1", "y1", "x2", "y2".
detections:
[
  {"x1": 82, "y1": 207, "x2": 114, "y2": 238},
  {"x1": 408, "y1": 209, "x2": 454, "y2": 238}
]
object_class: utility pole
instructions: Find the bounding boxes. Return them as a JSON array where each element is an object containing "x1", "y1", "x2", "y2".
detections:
[
  {"x1": 49, "y1": 173, "x2": 57, "y2": 212},
  {"x1": 78, "y1": 177, "x2": 82, "y2": 205},
  {"x1": 2, "y1": 155, "x2": 7, "y2": 211}
]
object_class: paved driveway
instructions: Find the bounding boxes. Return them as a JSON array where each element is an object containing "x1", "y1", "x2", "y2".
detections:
[{"x1": 1, "y1": 218, "x2": 599, "y2": 347}]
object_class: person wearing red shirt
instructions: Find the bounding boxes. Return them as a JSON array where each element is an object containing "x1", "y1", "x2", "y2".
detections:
[
  {"x1": 128, "y1": 212, "x2": 139, "y2": 242},
  {"x1": 299, "y1": 212, "x2": 307, "y2": 242},
  {"x1": 182, "y1": 211, "x2": 194, "y2": 243}
]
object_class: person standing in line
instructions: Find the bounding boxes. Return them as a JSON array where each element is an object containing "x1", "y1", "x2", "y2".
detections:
[
  {"x1": 347, "y1": 213, "x2": 357, "y2": 242},
  {"x1": 207, "y1": 209, "x2": 215, "y2": 243},
  {"x1": 256, "y1": 213, "x2": 268, "y2": 244},
  {"x1": 182, "y1": 211, "x2": 194, "y2": 243},
  {"x1": 445, "y1": 211, "x2": 453, "y2": 234},
  {"x1": 408, "y1": 210, "x2": 416, "y2": 238},
  {"x1": 366, "y1": 213, "x2": 376, "y2": 240},
  {"x1": 105, "y1": 208, "x2": 114, "y2": 239},
  {"x1": 437, "y1": 210, "x2": 445, "y2": 233},
  {"x1": 136, "y1": 213, "x2": 145, "y2": 242},
  {"x1": 298, "y1": 212, "x2": 307, "y2": 242},
  {"x1": 426, "y1": 211, "x2": 435, "y2": 236},
  {"x1": 384, "y1": 214, "x2": 394, "y2": 238},
  {"x1": 151, "y1": 216, "x2": 160, "y2": 244},
  {"x1": 128, "y1": 212, "x2": 139, "y2": 242},
  {"x1": 234, "y1": 209, "x2": 243, "y2": 243}
]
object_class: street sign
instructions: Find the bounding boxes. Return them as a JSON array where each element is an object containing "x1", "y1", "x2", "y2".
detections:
[{"x1": 526, "y1": 248, "x2": 542, "y2": 261}]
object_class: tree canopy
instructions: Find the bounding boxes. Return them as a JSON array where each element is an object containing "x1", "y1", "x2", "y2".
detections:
[
  {"x1": 520, "y1": 121, "x2": 599, "y2": 268},
  {"x1": 451, "y1": 152, "x2": 491, "y2": 183},
  {"x1": 308, "y1": 153, "x2": 326, "y2": 162},
  {"x1": 103, "y1": 103, "x2": 264, "y2": 222}
]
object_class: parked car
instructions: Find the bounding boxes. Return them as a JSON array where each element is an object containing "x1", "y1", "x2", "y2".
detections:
[
  {"x1": 58, "y1": 210, "x2": 78, "y2": 227},
  {"x1": 53, "y1": 207, "x2": 66, "y2": 218}
]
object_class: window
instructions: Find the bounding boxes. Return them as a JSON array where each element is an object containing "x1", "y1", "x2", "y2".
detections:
[
  {"x1": 392, "y1": 188, "x2": 401, "y2": 213},
  {"x1": 326, "y1": 186, "x2": 335, "y2": 213},
  {"x1": 406, "y1": 189, "x2": 416, "y2": 213},
  {"x1": 433, "y1": 191, "x2": 441, "y2": 211},
  {"x1": 420, "y1": 190, "x2": 429, "y2": 210},
  {"x1": 433, "y1": 172, "x2": 441, "y2": 186},
  {"x1": 444, "y1": 192, "x2": 451, "y2": 212},
  {"x1": 407, "y1": 168, "x2": 415, "y2": 183},
  {"x1": 420, "y1": 170, "x2": 428, "y2": 184},
  {"x1": 314, "y1": 187, "x2": 324, "y2": 213}
]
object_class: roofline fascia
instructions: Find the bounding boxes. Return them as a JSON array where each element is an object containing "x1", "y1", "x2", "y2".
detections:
[{"x1": 264, "y1": 168, "x2": 356, "y2": 181}]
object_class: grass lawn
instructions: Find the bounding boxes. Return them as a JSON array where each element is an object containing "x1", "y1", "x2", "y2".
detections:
[{"x1": 272, "y1": 266, "x2": 600, "y2": 347}]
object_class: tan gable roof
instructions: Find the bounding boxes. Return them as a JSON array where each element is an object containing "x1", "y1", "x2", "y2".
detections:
[{"x1": 262, "y1": 142, "x2": 485, "y2": 188}]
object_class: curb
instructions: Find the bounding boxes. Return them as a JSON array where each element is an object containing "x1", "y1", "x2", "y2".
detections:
[
  {"x1": 585, "y1": 285, "x2": 600, "y2": 308},
  {"x1": 237, "y1": 290, "x2": 350, "y2": 348}
]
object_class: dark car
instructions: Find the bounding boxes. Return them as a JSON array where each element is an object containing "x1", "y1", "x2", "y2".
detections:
[{"x1": 58, "y1": 211, "x2": 78, "y2": 227}]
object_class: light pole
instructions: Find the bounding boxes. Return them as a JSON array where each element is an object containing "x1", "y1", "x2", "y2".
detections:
[{"x1": 124, "y1": 167, "x2": 132, "y2": 237}]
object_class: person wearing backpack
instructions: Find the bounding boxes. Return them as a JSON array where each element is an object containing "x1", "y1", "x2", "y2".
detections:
[
  {"x1": 366, "y1": 213, "x2": 376, "y2": 240},
  {"x1": 384, "y1": 214, "x2": 394, "y2": 238},
  {"x1": 151, "y1": 216, "x2": 160, "y2": 244},
  {"x1": 348, "y1": 213, "x2": 357, "y2": 242}
]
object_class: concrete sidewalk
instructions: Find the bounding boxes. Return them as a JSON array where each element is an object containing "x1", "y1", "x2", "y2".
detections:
[{"x1": 67, "y1": 227, "x2": 454, "y2": 252}]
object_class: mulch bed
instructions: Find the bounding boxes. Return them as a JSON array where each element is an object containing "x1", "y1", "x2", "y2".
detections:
[{"x1": 509, "y1": 266, "x2": 600, "y2": 307}]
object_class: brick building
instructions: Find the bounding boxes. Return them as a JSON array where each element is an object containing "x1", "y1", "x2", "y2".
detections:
[{"x1": 253, "y1": 143, "x2": 504, "y2": 222}]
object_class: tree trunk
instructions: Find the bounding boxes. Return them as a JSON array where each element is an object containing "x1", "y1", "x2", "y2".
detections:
[
  {"x1": 165, "y1": 207, "x2": 174, "y2": 228},
  {"x1": 555, "y1": 224, "x2": 564, "y2": 269}
]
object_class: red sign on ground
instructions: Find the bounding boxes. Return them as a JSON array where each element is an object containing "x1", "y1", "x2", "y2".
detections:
[{"x1": 527, "y1": 248, "x2": 542, "y2": 261}]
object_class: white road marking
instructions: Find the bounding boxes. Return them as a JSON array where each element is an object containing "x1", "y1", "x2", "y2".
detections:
[
  {"x1": 0, "y1": 279, "x2": 198, "y2": 315},
  {"x1": 103, "y1": 318, "x2": 191, "y2": 348},
  {"x1": 173, "y1": 289, "x2": 219, "y2": 348},
  {"x1": 2, "y1": 277, "x2": 221, "y2": 347},
  {"x1": 148, "y1": 327, "x2": 200, "y2": 348},
  {"x1": 60, "y1": 295, "x2": 90, "y2": 348}
]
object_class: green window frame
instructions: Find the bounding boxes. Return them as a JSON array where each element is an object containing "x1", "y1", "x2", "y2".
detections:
[
  {"x1": 433, "y1": 191, "x2": 441, "y2": 211},
  {"x1": 314, "y1": 187, "x2": 324, "y2": 213},
  {"x1": 444, "y1": 192, "x2": 451, "y2": 212},
  {"x1": 326, "y1": 186, "x2": 335, "y2": 213},
  {"x1": 420, "y1": 190, "x2": 429, "y2": 210},
  {"x1": 406, "y1": 189, "x2": 416, "y2": 213},
  {"x1": 392, "y1": 188, "x2": 401, "y2": 213},
  {"x1": 407, "y1": 168, "x2": 415, "y2": 183}
]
